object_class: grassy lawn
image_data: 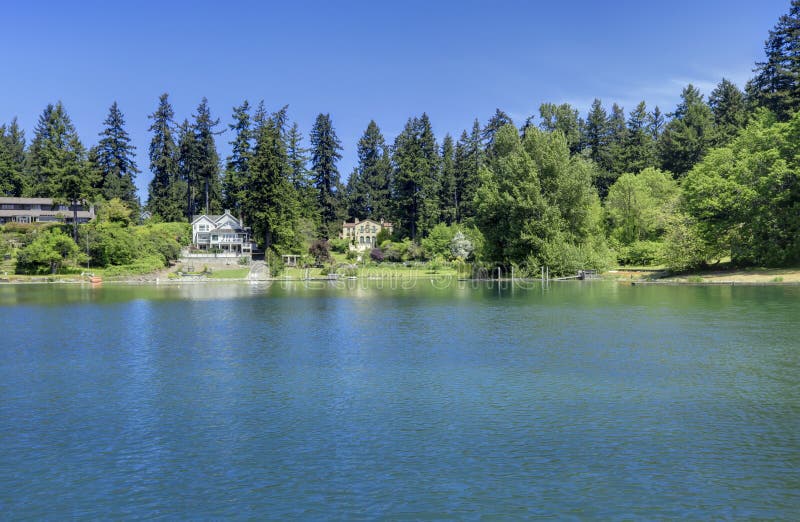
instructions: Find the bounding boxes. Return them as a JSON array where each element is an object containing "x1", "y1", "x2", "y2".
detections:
[{"x1": 206, "y1": 268, "x2": 250, "y2": 279}]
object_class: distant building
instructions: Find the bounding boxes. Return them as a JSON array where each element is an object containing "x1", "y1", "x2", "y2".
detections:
[
  {"x1": 191, "y1": 210, "x2": 256, "y2": 254},
  {"x1": 340, "y1": 218, "x2": 393, "y2": 251},
  {"x1": 0, "y1": 197, "x2": 95, "y2": 225}
]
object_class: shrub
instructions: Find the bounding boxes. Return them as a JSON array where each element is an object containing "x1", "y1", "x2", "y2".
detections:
[
  {"x1": 309, "y1": 239, "x2": 332, "y2": 265},
  {"x1": 329, "y1": 238, "x2": 350, "y2": 253},
  {"x1": 370, "y1": 248, "x2": 384, "y2": 262},
  {"x1": 15, "y1": 229, "x2": 84, "y2": 274},
  {"x1": 617, "y1": 240, "x2": 663, "y2": 266}
]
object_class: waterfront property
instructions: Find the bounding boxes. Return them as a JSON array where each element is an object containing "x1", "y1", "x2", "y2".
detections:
[
  {"x1": 0, "y1": 197, "x2": 95, "y2": 225},
  {"x1": 191, "y1": 211, "x2": 256, "y2": 254},
  {"x1": 340, "y1": 218, "x2": 393, "y2": 251}
]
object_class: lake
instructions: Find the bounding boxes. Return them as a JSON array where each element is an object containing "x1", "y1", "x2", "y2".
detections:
[{"x1": 0, "y1": 280, "x2": 798, "y2": 519}]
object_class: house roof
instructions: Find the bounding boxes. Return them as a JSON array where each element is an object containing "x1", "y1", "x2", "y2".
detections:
[{"x1": 342, "y1": 218, "x2": 393, "y2": 228}]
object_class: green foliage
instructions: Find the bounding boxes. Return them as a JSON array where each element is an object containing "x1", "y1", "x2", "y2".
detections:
[
  {"x1": 346, "y1": 120, "x2": 392, "y2": 221},
  {"x1": 421, "y1": 223, "x2": 455, "y2": 259},
  {"x1": 16, "y1": 228, "x2": 83, "y2": 274},
  {"x1": 223, "y1": 100, "x2": 252, "y2": 218},
  {"x1": 681, "y1": 109, "x2": 800, "y2": 266},
  {"x1": 328, "y1": 238, "x2": 350, "y2": 254},
  {"x1": 615, "y1": 240, "x2": 663, "y2": 266},
  {"x1": 310, "y1": 113, "x2": 344, "y2": 237},
  {"x1": 746, "y1": 1, "x2": 800, "y2": 120},
  {"x1": 658, "y1": 85, "x2": 716, "y2": 176},
  {"x1": 476, "y1": 125, "x2": 609, "y2": 275},
  {"x1": 93, "y1": 102, "x2": 140, "y2": 212},
  {"x1": 146, "y1": 94, "x2": 185, "y2": 222},
  {"x1": 308, "y1": 239, "x2": 332, "y2": 265},
  {"x1": 605, "y1": 168, "x2": 678, "y2": 244},
  {"x1": 0, "y1": 118, "x2": 27, "y2": 197},
  {"x1": 95, "y1": 197, "x2": 134, "y2": 225}
]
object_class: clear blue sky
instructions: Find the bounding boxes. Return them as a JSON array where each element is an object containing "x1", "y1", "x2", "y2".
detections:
[{"x1": 0, "y1": 0, "x2": 789, "y2": 202}]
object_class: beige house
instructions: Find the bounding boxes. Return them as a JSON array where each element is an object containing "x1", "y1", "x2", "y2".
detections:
[
  {"x1": 0, "y1": 197, "x2": 95, "y2": 225},
  {"x1": 341, "y1": 218, "x2": 393, "y2": 251}
]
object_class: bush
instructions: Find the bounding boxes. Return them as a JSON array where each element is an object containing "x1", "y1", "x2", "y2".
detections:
[
  {"x1": 421, "y1": 224, "x2": 456, "y2": 260},
  {"x1": 329, "y1": 238, "x2": 350, "y2": 254},
  {"x1": 16, "y1": 228, "x2": 84, "y2": 274},
  {"x1": 309, "y1": 239, "x2": 332, "y2": 265},
  {"x1": 617, "y1": 240, "x2": 663, "y2": 266},
  {"x1": 370, "y1": 248, "x2": 384, "y2": 262}
]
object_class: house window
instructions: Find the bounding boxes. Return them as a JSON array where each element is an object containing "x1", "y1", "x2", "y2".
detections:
[
  {"x1": 211, "y1": 235, "x2": 218, "y2": 241},
  {"x1": 199, "y1": 224, "x2": 208, "y2": 232}
]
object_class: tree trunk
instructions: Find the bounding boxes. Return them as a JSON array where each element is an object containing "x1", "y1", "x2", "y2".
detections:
[{"x1": 264, "y1": 229, "x2": 272, "y2": 251}]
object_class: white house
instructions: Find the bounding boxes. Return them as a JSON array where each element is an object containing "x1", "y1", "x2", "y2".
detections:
[{"x1": 191, "y1": 210, "x2": 256, "y2": 254}]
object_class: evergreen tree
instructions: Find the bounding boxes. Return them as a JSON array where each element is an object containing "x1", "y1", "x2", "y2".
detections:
[
  {"x1": 310, "y1": 113, "x2": 343, "y2": 237},
  {"x1": 658, "y1": 85, "x2": 716, "y2": 176},
  {"x1": 439, "y1": 134, "x2": 457, "y2": 225},
  {"x1": 391, "y1": 114, "x2": 440, "y2": 239},
  {"x1": 223, "y1": 100, "x2": 252, "y2": 218},
  {"x1": 286, "y1": 121, "x2": 316, "y2": 219},
  {"x1": 624, "y1": 101, "x2": 656, "y2": 173},
  {"x1": 648, "y1": 106, "x2": 666, "y2": 140},
  {"x1": 242, "y1": 112, "x2": 298, "y2": 251},
  {"x1": 482, "y1": 109, "x2": 514, "y2": 151},
  {"x1": 746, "y1": 0, "x2": 800, "y2": 120},
  {"x1": 606, "y1": 103, "x2": 628, "y2": 175},
  {"x1": 584, "y1": 98, "x2": 609, "y2": 167},
  {"x1": 708, "y1": 78, "x2": 748, "y2": 144},
  {"x1": 93, "y1": 102, "x2": 139, "y2": 213},
  {"x1": 348, "y1": 120, "x2": 392, "y2": 220},
  {"x1": 191, "y1": 98, "x2": 222, "y2": 215},
  {"x1": 457, "y1": 119, "x2": 483, "y2": 222},
  {"x1": 146, "y1": 94, "x2": 184, "y2": 221},
  {"x1": 27, "y1": 102, "x2": 95, "y2": 239},
  {"x1": 176, "y1": 119, "x2": 198, "y2": 218},
  {"x1": 0, "y1": 118, "x2": 26, "y2": 196}
]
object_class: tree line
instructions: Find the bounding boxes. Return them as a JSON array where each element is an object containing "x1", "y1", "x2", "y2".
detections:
[{"x1": 2, "y1": 1, "x2": 800, "y2": 273}]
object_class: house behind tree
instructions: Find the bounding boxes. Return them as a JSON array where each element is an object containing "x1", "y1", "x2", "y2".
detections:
[{"x1": 340, "y1": 218, "x2": 393, "y2": 251}]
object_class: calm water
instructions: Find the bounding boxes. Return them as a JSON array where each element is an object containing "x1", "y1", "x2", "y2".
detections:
[{"x1": 0, "y1": 280, "x2": 798, "y2": 519}]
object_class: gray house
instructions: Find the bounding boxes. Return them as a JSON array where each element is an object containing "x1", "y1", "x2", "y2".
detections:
[{"x1": 0, "y1": 197, "x2": 95, "y2": 225}]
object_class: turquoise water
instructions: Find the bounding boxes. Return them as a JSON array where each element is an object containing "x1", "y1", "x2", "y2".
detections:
[{"x1": 0, "y1": 281, "x2": 798, "y2": 519}]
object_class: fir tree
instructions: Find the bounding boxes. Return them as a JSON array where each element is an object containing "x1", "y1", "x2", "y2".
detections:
[
  {"x1": 93, "y1": 102, "x2": 139, "y2": 213},
  {"x1": 658, "y1": 85, "x2": 716, "y2": 176},
  {"x1": 746, "y1": 0, "x2": 800, "y2": 120},
  {"x1": 310, "y1": 113, "x2": 343, "y2": 237},
  {"x1": 624, "y1": 101, "x2": 656, "y2": 173},
  {"x1": 438, "y1": 134, "x2": 457, "y2": 225},
  {"x1": 146, "y1": 94, "x2": 184, "y2": 221},
  {"x1": 584, "y1": 98, "x2": 609, "y2": 167},
  {"x1": 709, "y1": 78, "x2": 748, "y2": 144},
  {"x1": 0, "y1": 118, "x2": 26, "y2": 197},
  {"x1": 538, "y1": 103, "x2": 584, "y2": 153},
  {"x1": 453, "y1": 119, "x2": 483, "y2": 222},
  {"x1": 648, "y1": 106, "x2": 666, "y2": 140},
  {"x1": 242, "y1": 112, "x2": 298, "y2": 251},
  {"x1": 223, "y1": 100, "x2": 252, "y2": 218},
  {"x1": 177, "y1": 119, "x2": 198, "y2": 218},
  {"x1": 482, "y1": 109, "x2": 514, "y2": 151},
  {"x1": 348, "y1": 120, "x2": 392, "y2": 220},
  {"x1": 191, "y1": 98, "x2": 222, "y2": 215}
]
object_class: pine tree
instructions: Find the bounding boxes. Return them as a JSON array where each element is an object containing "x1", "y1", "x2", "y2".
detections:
[
  {"x1": 453, "y1": 119, "x2": 483, "y2": 222},
  {"x1": 93, "y1": 102, "x2": 139, "y2": 213},
  {"x1": 0, "y1": 118, "x2": 26, "y2": 196},
  {"x1": 176, "y1": 119, "x2": 198, "y2": 218},
  {"x1": 648, "y1": 106, "x2": 666, "y2": 140},
  {"x1": 482, "y1": 109, "x2": 514, "y2": 151},
  {"x1": 606, "y1": 103, "x2": 629, "y2": 175},
  {"x1": 27, "y1": 102, "x2": 95, "y2": 239},
  {"x1": 746, "y1": 0, "x2": 800, "y2": 120},
  {"x1": 584, "y1": 98, "x2": 609, "y2": 167},
  {"x1": 348, "y1": 120, "x2": 392, "y2": 220},
  {"x1": 416, "y1": 113, "x2": 440, "y2": 236},
  {"x1": 438, "y1": 134, "x2": 457, "y2": 225},
  {"x1": 310, "y1": 113, "x2": 343, "y2": 237},
  {"x1": 286, "y1": 122, "x2": 316, "y2": 221},
  {"x1": 709, "y1": 79, "x2": 748, "y2": 144},
  {"x1": 624, "y1": 101, "x2": 656, "y2": 173},
  {"x1": 146, "y1": 94, "x2": 184, "y2": 221},
  {"x1": 223, "y1": 100, "x2": 252, "y2": 218},
  {"x1": 658, "y1": 85, "x2": 716, "y2": 176},
  {"x1": 191, "y1": 98, "x2": 222, "y2": 215},
  {"x1": 242, "y1": 112, "x2": 298, "y2": 251}
]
